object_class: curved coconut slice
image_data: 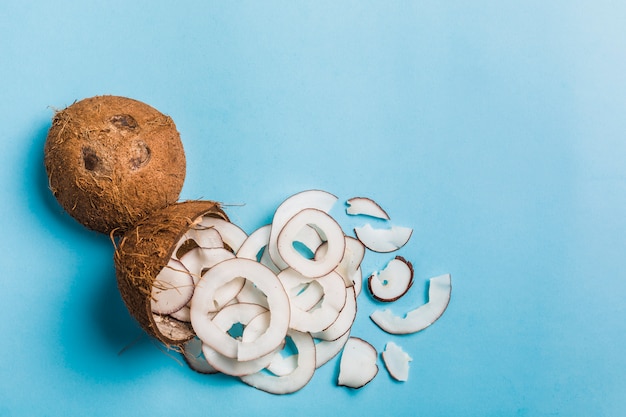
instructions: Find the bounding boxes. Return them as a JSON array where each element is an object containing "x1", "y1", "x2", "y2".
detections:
[
  {"x1": 337, "y1": 337, "x2": 379, "y2": 389},
  {"x1": 237, "y1": 224, "x2": 271, "y2": 261},
  {"x1": 150, "y1": 258, "x2": 195, "y2": 315},
  {"x1": 382, "y1": 341, "x2": 412, "y2": 382},
  {"x1": 367, "y1": 256, "x2": 414, "y2": 302},
  {"x1": 236, "y1": 279, "x2": 269, "y2": 308},
  {"x1": 278, "y1": 269, "x2": 346, "y2": 333},
  {"x1": 354, "y1": 223, "x2": 412, "y2": 253},
  {"x1": 346, "y1": 197, "x2": 390, "y2": 220},
  {"x1": 311, "y1": 286, "x2": 357, "y2": 341},
  {"x1": 182, "y1": 337, "x2": 218, "y2": 374},
  {"x1": 316, "y1": 237, "x2": 365, "y2": 291},
  {"x1": 240, "y1": 330, "x2": 316, "y2": 395},
  {"x1": 179, "y1": 247, "x2": 235, "y2": 284},
  {"x1": 268, "y1": 189, "x2": 338, "y2": 270},
  {"x1": 370, "y1": 273, "x2": 451, "y2": 334},
  {"x1": 173, "y1": 226, "x2": 225, "y2": 260},
  {"x1": 237, "y1": 225, "x2": 282, "y2": 274},
  {"x1": 277, "y1": 208, "x2": 345, "y2": 278},
  {"x1": 315, "y1": 330, "x2": 351, "y2": 368},
  {"x1": 190, "y1": 258, "x2": 290, "y2": 362},
  {"x1": 288, "y1": 280, "x2": 324, "y2": 312},
  {"x1": 201, "y1": 309, "x2": 280, "y2": 376},
  {"x1": 196, "y1": 217, "x2": 248, "y2": 254},
  {"x1": 266, "y1": 352, "x2": 298, "y2": 377},
  {"x1": 115, "y1": 200, "x2": 228, "y2": 346}
]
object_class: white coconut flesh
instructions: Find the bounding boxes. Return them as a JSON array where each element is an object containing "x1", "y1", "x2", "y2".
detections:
[
  {"x1": 367, "y1": 256, "x2": 414, "y2": 302},
  {"x1": 316, "y1": 237, "x2": 365, "y2": 292},
  {"x1": 345, "y1": 197, "x2": 390, "y2": 220},
  {"x1": 267, "y1": 189, "x2": 338, "y2": 270},
  {"x1": 201, "y1": 309, "x2": 280, "y2": 376},
  {"x1": 240, "y1": 329, "x2": 316, "y2": 395},
  {"x1": 370, "y1": 273, "x2": 452, "y2": 334},
  {"x1": 172, "y1": 215, "x2": 225, "y2": 258},
  {"x1": 311, "y1": 286, "x2": 357, "y2": 342},
  {"x1": 382, "y1": 341, "x2": 412, "y2": 382},
  {"x1": 277, "y1": 208, "x2": 345, "y2": 278},
  {"x1": 354, "y1": 223, "x2": 413, "y2": 253},
  {"x1": 337, "y1": 337, "x2": 379, "y2": 388},
  {"x1": 278, "y1": 268, "x2": 346, "y2": 333},
  {"x1": 150, "y1": 258, "x2": 195, "y2": 315},
  {"x1": 315, "y1": 330, "x2": 351, "y2": 368},
  {"x1": 179, "y1": 247, "x2": 235, "y2": 284},
  {"x1": 196, "y1": 217, "x2": 248, "y2": 254},
  {"x1": 190, "y1": 258, "x2": 290, "y2": 362},
  {"x1": 236, "y1": 224, "x2": 271, "y2": 261}
]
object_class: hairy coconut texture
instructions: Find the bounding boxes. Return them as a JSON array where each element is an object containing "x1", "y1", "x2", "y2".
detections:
[
  {"x1": 114, "y1": 200, "x2": 228, "y2": 347},
  {"x1": 44, "y1": 95, "x2": 186, "y2": 234}
]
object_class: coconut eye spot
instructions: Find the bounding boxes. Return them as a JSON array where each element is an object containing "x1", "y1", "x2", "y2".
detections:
[
  {"x1": 110, "y1": 114, "x2": 138, "y2": 130},
  {"x1": 81, "y1": 146, "x2": 101, "y2": 171},
  {"x1": 129, "y1": 140, "x2": 151, "y2": 170}
]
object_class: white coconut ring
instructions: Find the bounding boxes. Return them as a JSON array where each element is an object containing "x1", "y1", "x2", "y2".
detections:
[
  {"x1": 277, "y1": 208, "x2": 345, "y2": 278},
  {"x1": 151, "y1": 258, "x2": 194, "y2": 315},
  {"x1": 190, "y1": 258, "x2": 290, "y2": 362},
  {"x1": 268, "y1": 189, "x2": 338, "y2": 270}
]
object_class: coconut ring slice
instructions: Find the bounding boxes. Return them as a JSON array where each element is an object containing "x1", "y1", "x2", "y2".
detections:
[
  {"x1": 190, "y1": 258, "x2": 290, "y2": 362},
  {"x1": 277, "y1": 208, "x2": 345, "y2": 278},
  {"x1": 114, "y1": 200, "x2": 228, "y2": 346}
]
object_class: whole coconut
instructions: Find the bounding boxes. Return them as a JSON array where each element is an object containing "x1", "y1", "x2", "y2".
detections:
[
  {"x1": 114, "y1": 200, "x2": 228, "y2": 346},
  {"x1": 44, "y1": 95, "x2": 186, "y2": 234}
]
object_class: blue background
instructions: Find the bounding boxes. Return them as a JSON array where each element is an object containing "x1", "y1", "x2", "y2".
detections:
[{"x1": 1, "y1": 1, "x2": 625, "y2": 416}]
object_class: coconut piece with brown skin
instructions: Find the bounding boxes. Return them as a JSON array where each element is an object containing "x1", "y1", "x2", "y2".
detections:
[
  {"x1": 44, "y1": 95, "x2": 186, "y2": 234},
  {"x1": 114, "y1": 200, "x2": 228, "y2": 347}
]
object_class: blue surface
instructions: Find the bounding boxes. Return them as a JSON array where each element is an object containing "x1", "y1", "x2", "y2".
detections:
[{"x1": 2, "y1": 1, "x2": 626, "y2": 416}]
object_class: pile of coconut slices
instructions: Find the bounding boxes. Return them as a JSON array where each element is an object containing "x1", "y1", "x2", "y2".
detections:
[{"x1": 149, "y1": 189, "x2": 452, "y2": 394}]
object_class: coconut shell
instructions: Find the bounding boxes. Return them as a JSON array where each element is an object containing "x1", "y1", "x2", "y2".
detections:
[
  {"x1": 114, "y1": 200, "x2": 228, "y2": 347},
  {"x1": 44, "y1": 95, "x2": 186, "y2": 234}
]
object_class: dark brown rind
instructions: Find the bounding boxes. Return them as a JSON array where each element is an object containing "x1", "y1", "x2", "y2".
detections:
[
  {"x1": 114, "y1": 200, "x2": 228, "y2": 347},
  {"x1": 44, "y1": 95, "x2": 186, "y2": 234}
]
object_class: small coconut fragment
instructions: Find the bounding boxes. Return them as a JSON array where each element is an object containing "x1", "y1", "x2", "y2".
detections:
[
  {"x1": 354, "y1": 223, "x2": 413, "y2": 253},
  {"x1": 337, "y1": 337, "x2": 379, "y2": 389},
  {"x1": 346, "y1": 197, "x2": 390, "y2": 220},
  {"x1": 44, "y1": 95, "x2": 186, "y2": 234},
  {"x1": 367, "y1": 256, "x2": 414, "y2": 302},
  {"x1": 115, "y1": 200, "x2": 228, "y2": 346},
  {"x1": 370, "y1": 273, "x2": 452, "y2": 334},
  {"x1": 382, "y1": 342, "x2": 412, "y2": 382}
]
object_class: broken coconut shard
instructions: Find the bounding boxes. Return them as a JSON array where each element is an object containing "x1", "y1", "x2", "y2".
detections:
[
  {"x1": 44, "y1": 95, "x2": 186, "y2": 235},
  {"x1": 370, "y1": 273, "x2": 452, "y2": 335},
  {"x1": 114, "y1": 200, "x2": 228, "y2": 347}
]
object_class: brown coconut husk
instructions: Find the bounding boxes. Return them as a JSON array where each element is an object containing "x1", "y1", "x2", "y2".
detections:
[
  {"x1": 44, "y1": 95, "x2": 186, "y2": 235},
  {"x1": 114, "y1": 200, "x2": 228, "y2": 347}
]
